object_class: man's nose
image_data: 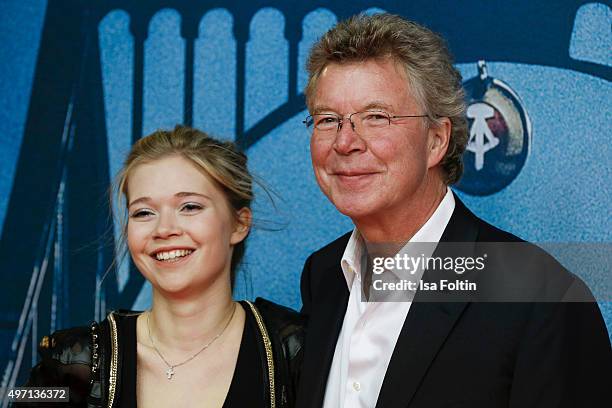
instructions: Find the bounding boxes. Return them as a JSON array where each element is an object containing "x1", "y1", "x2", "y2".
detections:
[
  {"x1": 333, "y1": 118, "x2": 365, "y2": 155},
  {"x1": 153, "y1": 212, "x2": 182, "y2": 239}
]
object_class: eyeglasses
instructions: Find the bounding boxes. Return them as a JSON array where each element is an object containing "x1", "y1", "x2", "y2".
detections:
[{"x1": 303, "y1": 110, "x2": 428, "y2": 134}]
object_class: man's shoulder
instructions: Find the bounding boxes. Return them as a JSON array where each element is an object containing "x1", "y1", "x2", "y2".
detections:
[
  {"x1": 308, "y1": 231, "x2": 352, "y2": 264},
  {"x1": 452, "y1": 195, "x2": 525, "y2": 244},
  {"x1": 475, "y1": 216, "x2": 524, "y2": 243},
  {"x1": 300, "y1": 233, "x2": 352, "y2": 303},
  {"x1": 464, "y1": 206, "x2": 593, "y2": 301}
]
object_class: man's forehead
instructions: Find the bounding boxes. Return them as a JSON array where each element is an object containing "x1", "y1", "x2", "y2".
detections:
[
  {"x1": 319, "y1": 57, "x2": 408, "y2": 78},
  {"x1": 311, "y1": 60, "x2": 414, "y2": 113}
]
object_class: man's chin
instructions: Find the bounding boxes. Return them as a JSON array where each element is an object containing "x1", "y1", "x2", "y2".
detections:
[{"x1": 331, "y1": 198, "x2": 380, "y2": 221}]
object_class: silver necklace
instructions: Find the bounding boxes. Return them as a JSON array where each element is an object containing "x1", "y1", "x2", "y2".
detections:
[{"x1": 146, "y1": 302, "x2": 237, "y2": 380}]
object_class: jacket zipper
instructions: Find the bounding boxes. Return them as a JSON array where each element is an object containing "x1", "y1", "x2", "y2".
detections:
[
  {"x1": 104, "y1": 308, "x2": 273, "y2": 407},
  {"x1": 107, "y1": 312, "x2": 119, "y2": 408},
  {"x1": 245, "y1": 301, "x2": 276, "y2": 408}
]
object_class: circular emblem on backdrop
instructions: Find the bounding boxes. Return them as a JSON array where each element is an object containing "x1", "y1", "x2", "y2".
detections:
[{"x1": 455, "y1": 60, "x2": 532, "y2": 196}]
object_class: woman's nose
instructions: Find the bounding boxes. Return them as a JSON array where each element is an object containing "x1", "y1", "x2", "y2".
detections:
[{"x1": 153, "y1": 212, "x2": 182, "y2": 239}]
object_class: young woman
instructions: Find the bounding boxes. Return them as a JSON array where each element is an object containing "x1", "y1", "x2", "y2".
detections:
[{"x1": 27, "y1": 126, "x2": 304, "y2": 407}]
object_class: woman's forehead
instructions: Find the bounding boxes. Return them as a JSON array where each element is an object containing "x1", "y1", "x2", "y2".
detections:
[{"x1": 127, "y1": 156, "x2": 219, "y2": 200}]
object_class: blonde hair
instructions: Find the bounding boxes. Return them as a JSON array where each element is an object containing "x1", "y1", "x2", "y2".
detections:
[
  {"x1": 114, "y1": 125, "x2": 253, "y2": 286},
  {"x1": 305, "y1": 13, "x2": 468, "y2": 185}
]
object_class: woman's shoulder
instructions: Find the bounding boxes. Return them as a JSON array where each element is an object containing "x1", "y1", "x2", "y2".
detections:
[
  {"x1": 27, "y1": 311, "x2": 140, "y2": 405},
  {"x1": 25, "y1": 325, "x2": 93, "y2": 405},
  {"x1": 105, "y1": 309, "x2": 143, "y2": 328},
  {"x1": 251, "y1": 298, "x2": 305, "y2": 331},
  {"x1": 248, "y1": 298, "x2": 306, "y2": 356},
  {"x1": 246, "y1": 298, "x2": 305, "y2": 407},
  {"x1": 34, "y1": 310, "x2": 140, "y2": 367}
]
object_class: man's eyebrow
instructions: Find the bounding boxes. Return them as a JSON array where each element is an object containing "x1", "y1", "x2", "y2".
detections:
[
  {"x1": 362, "y1": 101, "x2": 393, "y2": 111},
  {"x1": 311, "y1": 101, "x2": 393, "y2": 115},
  {"x1": 128, "y1": 192, "x2": 211, "y2": 207},
  {"x1": 311, "y1": 105, "x2": 338, "y2": 115}
]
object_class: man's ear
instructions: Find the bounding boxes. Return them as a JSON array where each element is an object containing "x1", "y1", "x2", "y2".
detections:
[
  {"x1": 427, "y1": 117, "x2": 452, "y2": 169},
  {"x1": 230, "y1": 207, "x2": 252, "y2": 245}
]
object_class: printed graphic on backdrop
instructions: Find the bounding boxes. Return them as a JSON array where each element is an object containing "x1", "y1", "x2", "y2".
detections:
[
  {"x1": 456, "y1": 60, "x2": 532, "y2": 196},
  {"x1": 1, "y1": 0, "x2": 610, "y2": 396}
]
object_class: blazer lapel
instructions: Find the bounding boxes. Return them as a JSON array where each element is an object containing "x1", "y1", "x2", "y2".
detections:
[
  {"x1": 375, "y1": 301, "x2": 469, "y2": 408},
  {"x1": 297, "y1": 263, "x2": 349, "y2": 408},
  {"x1": 375, "y1": 194, "x2": 480, "y2": 408}
]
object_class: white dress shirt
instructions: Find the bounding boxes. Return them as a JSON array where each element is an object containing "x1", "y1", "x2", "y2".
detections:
[{"x1": 322, "y1": 189, "x2": 455, "y2": 408}]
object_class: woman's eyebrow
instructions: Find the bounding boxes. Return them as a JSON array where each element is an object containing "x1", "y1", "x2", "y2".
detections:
[
  {"x1": 128, "y1": 192, "x2": 211, "y2": 208},
  {"x1": 128, "y1": 196, "x2": 151, "y2": 208},
  {"x1": 174, "y1": 192, "x2": 211, "y2": 200}
]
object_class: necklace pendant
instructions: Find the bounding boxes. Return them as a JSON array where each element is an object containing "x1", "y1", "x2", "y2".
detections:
[{"x1": 166, "y1": 367, "x2": 175, "y2": 380}]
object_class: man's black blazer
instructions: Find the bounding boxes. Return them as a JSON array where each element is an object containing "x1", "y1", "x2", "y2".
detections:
[{"x1": 296, "y1": 196, "x2": 611, "y2": 408}]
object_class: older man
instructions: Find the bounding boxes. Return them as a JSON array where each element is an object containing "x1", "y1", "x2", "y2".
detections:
[{"x1": 296, "y1": 13, "x2": 610, "y2": 408}]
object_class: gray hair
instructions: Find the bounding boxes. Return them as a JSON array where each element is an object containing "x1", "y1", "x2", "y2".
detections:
[{"x1": 305, "y1": 13, "x2": 467, "y2": 184}]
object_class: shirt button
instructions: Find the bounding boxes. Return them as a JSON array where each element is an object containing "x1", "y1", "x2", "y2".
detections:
[{"x1": 353, "y1": 381, "x2": 361, "y2": 391}]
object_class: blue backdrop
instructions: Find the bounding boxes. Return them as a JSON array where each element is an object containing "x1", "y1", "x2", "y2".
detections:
[{"x1": 1, "y1": 0, "x2": 610, "y2": 392}]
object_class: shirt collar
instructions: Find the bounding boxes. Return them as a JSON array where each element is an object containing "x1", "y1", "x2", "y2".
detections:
[
  {"x1": 340, "y1": 188, "x2": 456, "y2": 289},
  {"x1": 340, "y1": 229, "x2": 365, "y2": 288}
]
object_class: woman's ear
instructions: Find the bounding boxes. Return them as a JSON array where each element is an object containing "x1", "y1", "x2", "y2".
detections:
[{"x1": 230, "y1": 207, "x2": 252, "y2": 245}]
